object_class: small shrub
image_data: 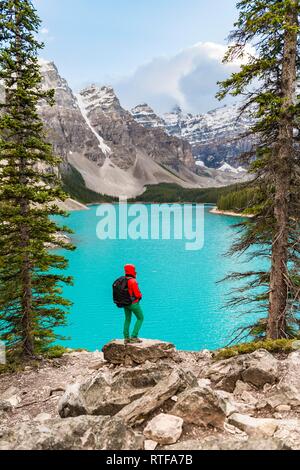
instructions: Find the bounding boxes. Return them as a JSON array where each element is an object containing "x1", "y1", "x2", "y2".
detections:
[
  {"x1": 214, "y1": 338, "x2": 296, "y2": 360},
  {"x1": 43, "y1": 345, "x2": 68, "y2": 359}
]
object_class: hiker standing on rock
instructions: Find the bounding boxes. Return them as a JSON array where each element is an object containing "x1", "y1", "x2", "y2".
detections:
[{"x1": 113, "y1": 264, "x2": 144, "y2": 344}]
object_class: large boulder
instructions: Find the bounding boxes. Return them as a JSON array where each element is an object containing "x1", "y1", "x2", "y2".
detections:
[
  {"x1": 266, "y1": 351, "x2": 300, "y2": 408},
  {"x1": 205, "y1": 356, "x2": 245, "y2": 392},
  {"x1": 102, "y1": 339, "x2": 176, "y2": 365},
  {"x1": 0, "y1": 415, "x2": 143, "y2": 450},
  {"x1": 143, "y1": 413, "x2": 183, "y2": 445},
  {"x1": 241, "y1": 350, "x2": 278, "y2": 388},
  {"x1": 205, "y1": 349, "x2": 279, "y2": 392},
  {"x1": 59, "y1": 363, "x2": 173, "y2": 418},
  {"x1": 116, "y1": 369, "x2": 196, "y2": 425},
  {"x1": 171, "y1": 383, "x2": 226, "y2": 428}
]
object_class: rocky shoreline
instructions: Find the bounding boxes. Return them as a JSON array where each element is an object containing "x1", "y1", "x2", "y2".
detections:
[
  {"x1": 1, "y1": 339, "x2": 300, "y2": 450},
  {"x1": 209, "y1": 207, "x2": 254, "y2": 218}
]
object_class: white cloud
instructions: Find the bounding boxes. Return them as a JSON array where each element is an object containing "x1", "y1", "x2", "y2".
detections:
[
  {"x1": 41, "y1": 27, "x2": 49, "y2": 34},
  {"x1": 114, "y1": 42, "x2": 252, "y2": 114}
]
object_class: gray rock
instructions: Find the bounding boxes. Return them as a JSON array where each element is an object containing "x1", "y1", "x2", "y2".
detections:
[
  {"x1": 234, "y1": 380, "x2": 254, "y2": 396},
  {"x1": 276, "y1": 405, "x2": 291, "y2": 412},
  {"x1": 0, "y1": 386, "x2": 20, "y2": 401},
  {"x1": 0, "y1": 386, "x2": 21, "y2": 409},
  {"x1": 172, "y1": 384, "x2": 226, "y2": 428},
  {"x1": 59, "y1": 363, "x2": 173, "y2": 418},
  {"x1": 205, "y1": 349, "x2": 279, "y2": 392},
  {"x1": 205, "y1": 356, "x2": 244, "y2": 392},
  {"x1": 0, "y1": 401, "x2": 12, "y2": 413},
  {"x1": 143, "y1": 413, "x2": 183, "y2": 445},
  {"x1": 144, "y1": 440, "x2": 158, "y2": 450},
  {"x1": 102, "y1": 339, "x2": 176, "y2": 365},
  {"x1": 241, "y1": 350, "x2": 278, "y2": 388},
  {"x1": 214, "y1": 389, "x2": 238, "y2": 416},
  {"x1": 33, "y1": 413, "x2": 52, "y2": 423},
  {"x1": 163, "y1": 435, "x2": 287, "y2": 450},
  {"x1": 0, "y1": 415, "x2": 143, "y2": 450},
  {"x1": 266, "y1": 351, "x2": 300, "y2": 408},
  {"x1": 116, "y1": 369, "x2": 193, "y2": 425},
  {"x1": 274, "y1": 419, "x2": 300, "y2": 450},
  {"x1": 240, "y1": 391, "x2": 259, "y2": 407},
  {"x1": 228, "y1": 413, "x2": 279, "y2": 437}
]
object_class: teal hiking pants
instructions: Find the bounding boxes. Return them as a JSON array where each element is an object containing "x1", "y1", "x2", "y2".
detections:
[{"x1": 123, "y1": 302, "x2": 144, "y2": 339}]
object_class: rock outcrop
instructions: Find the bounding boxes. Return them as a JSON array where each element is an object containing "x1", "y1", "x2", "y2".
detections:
[
  {"x1": 102, "y1": 339, "x2": 176, "y2": 365},
  {"x1": 266, "y1": 351, "x2": 300, "y2": 408},
  {"x1": 38, "y1": 60, "x2": 106, "y2": 171},
  {"x1": 0, "y1": 415, "x2": 143, "y2": 450},
  {"x1": 205, "y1": 349, "x2": 279, "y2": 392},
  {"x1": 115, "y1": 369, "x2": 195, "y2": 425},
  {"x1": 2, "y1": 342, "x2": 300, "y2": 450},
  {"x1": 58, "y1": 363, "x2": 174, "y2": 418},
  {"x1": 171, "y1": 384, "x2": 226, "y2": 428}
]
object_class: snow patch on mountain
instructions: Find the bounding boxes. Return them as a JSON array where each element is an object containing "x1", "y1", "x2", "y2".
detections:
[
  {"x1": 218, "y1": 162, "x2": 246, "y2": 174},
  {"x1": 76, "y1": 93, "x2": 111, "y2": 155},
  {"x1": 132, "y1": 101, "x2": 254, "y2": 169},
  {"x1": 80, "y1": 85, "x2": 121, "y2": 114},
  {"x1": 38, "y1": 58, "x2": 54, "y2": 72},
  {"x1": 131, "y1": 103, "x2": 165, "y2": 129}
]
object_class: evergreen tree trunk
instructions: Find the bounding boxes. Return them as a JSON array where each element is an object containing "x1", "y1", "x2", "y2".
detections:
[
  {"x1": 218, "y1": 0, "x2": 300, "y2": 341},
  {"x1": 15, "y1": 8, "x2": 34, "y2": 358},
  {"x1": 20, "y1": 180, "x2": 34, "y2": 357},
  {"x1": 268, "y1": 0, "x2": 298, "y2": 339}
]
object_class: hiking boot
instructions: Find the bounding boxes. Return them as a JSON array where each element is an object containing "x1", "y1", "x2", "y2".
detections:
[{"x1": 130, "y1": 337, "x2": 143, "y2": 344}]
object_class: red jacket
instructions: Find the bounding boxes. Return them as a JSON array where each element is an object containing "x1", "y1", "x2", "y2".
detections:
[
  {"x1": 127, "y1": 277, "x2": 142, "y2": 304},
  {"x1": 124, "y1": 264, "x2": 142, "y2": 304}
]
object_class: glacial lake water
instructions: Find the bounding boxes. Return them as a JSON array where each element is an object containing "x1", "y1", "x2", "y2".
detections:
[{"x1": 55, "y1": 204, "x2": 263, "y2": 352}]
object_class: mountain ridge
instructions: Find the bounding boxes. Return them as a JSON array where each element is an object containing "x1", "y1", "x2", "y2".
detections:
[
  {"x1": 2, "y1": 60, "x2": 250, "y2": 201},
  {"x1": 131, "y1": 102, "x2": 254, "y2": 169}
]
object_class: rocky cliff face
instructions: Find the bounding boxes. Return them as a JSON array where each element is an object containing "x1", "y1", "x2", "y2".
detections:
[
  {"x1": 78, "y1": 85, "x2": 196, "y2": 172},
  {"x1": 38, "y1": 60, "x2": 106, "y2": 171},
  {"x1": 131, "y1": 103, "x2": 165, "y2": 129},
  {"x1": 132, "y1": 103, "x2": 254, "y2": 169},
  {"x1": 38, "y1": 63, "x2": 203, "y2": 197}
]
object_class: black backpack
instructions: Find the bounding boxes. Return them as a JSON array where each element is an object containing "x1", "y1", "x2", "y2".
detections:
[{"x1": 112, "y1": 276, "x2": 133, "y2": 308}]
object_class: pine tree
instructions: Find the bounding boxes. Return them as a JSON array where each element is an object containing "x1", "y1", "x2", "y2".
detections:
[
  {"x1": 217, "y1": 0, "x2": 300, "y2": 340},
  {"x1": 0, "y1": 0, "x2": 74, "y2": 359}
]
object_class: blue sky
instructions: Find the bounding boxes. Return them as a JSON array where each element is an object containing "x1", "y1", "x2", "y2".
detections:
[{"x1": 33, "y1": 0, "x2": 240, "y2": 113}]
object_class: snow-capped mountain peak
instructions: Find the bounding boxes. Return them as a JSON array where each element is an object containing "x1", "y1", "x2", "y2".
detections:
[
  {"x1": 132, "y1": 101, "x2": 254, "y2": 169},
  {"x1": 131, "y1": 103, "x2": 165, "y2": 129},
  {"x1": 218, "y1": 162, "x2": 246, "y2": 174},
  {"x1": 79, "y1": 85, "x2": 121, "y2": 114}
]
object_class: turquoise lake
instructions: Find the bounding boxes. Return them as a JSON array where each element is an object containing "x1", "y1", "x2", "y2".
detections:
[{"x1": 56, "y1": 204, "x2": 262, "y2": 352}]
